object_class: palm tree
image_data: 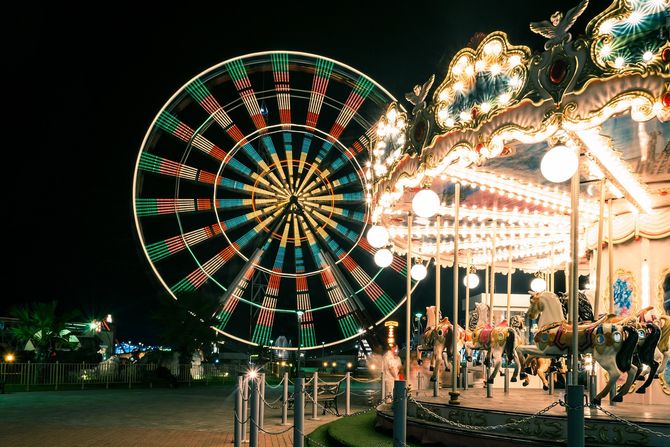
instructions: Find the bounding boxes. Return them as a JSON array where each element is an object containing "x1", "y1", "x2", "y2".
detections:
[{"x1": 10, "y1": 301, "x2": 79, "y2": 362}]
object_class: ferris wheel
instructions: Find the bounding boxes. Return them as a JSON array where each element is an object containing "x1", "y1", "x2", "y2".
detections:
[{"x1": 133, "y1": 51, "x2": 413, "y2": 349}]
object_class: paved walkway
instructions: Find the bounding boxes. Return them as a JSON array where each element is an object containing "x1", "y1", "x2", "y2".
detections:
[{"x1": 0, "y1": 382, "x2": 379, "y2": 446}]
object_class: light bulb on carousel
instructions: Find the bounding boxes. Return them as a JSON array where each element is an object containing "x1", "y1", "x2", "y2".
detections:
[
  {"x1": 530, "y1": 274, "x2": 547, "y2": 292},
  {"x1": 412, "y1": 188, "x2": 440, "y2": 218},
  {"x1": 366, "y1": 225, "x2": 389, "y2": 248},
  {"x1": 463, "y1": 266, "x2": 480, "y2": 288},
  {"x1": 540, "y1": 144, "x2": 578, "y2": 183},
  {"x1": 411, "y1": 262, "x2": 428, "y2": 281},
  {"x1": 374, "y1": 248, "x2": 393, "y2": 268}
]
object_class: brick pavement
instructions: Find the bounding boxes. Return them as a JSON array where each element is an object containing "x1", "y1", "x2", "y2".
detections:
[{"x1": 0, "y1": 382, "x2": 376, "y2": 446}]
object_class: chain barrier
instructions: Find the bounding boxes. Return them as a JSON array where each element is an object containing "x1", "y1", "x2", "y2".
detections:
[
  {"x1": 594, "y1": 404, "x2": 670, "y2": 439},
  {"x1": 249, "y1": 417, "x2": 295, "y2": 435},
  {"x1": 260, "y1": 392, "x2": 284, "y2": 409},
  {"x1": 410, "y1": 396, "x2": 562, "y2": 431},
  {"x1": 350, "y1": 376, "x2": 381, "y2": 382},
  {"x1": 233, "y1": 410, "x2": 251, "y2": 425},
  {"x1": 264, "y1": 376, "x2": 285, "y2": 389}
]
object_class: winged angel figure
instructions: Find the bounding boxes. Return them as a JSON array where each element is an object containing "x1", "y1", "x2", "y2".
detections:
[
  {"x1": 530, "y1": 0, "x2": 589, "y2": 50},
  {"x1": 405, "y1": 74, "x2": 435, "y2": 115}
]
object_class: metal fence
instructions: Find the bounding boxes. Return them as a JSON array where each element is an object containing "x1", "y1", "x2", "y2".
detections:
[{"x1": 0, "y1": 362, "x2": 237, "y2": 391}]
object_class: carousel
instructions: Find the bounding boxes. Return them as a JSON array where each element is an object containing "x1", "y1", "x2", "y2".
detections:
[{"x1": 369, "y1": 0, "x2": 670, "y2": 446}]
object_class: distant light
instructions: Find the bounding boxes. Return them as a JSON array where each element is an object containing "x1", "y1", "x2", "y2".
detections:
[
  {"x1": 323, "y1": 361, "x2": 328, "y2": 367},
  {"x1": 415, "y1": 312, "x2": 422, "y2": 318},
  {"x1": 347, "y1": 362, "x2": 353, "y2": 369},
  {"x1": 370, "y1": 364, "x2": 376, "y2": 370},
  {"x1": 106, "y1": 314, "x2": 113, "y2": 323},
  {"x1": 247, "y1": 368, "x2": 258, "y2": 379},
  {"x1": 331, "y1": 362, "x2": 337, "y2": 368},
  {"x1": 4, "y1": 353, "x2": 15, "y2": 363}
]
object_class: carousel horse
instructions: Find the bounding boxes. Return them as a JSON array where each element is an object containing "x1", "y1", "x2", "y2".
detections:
[
  {"x1": 416, "y1": 306, "x2": 469, "y2": 381},
  {"x1": 521, "y1": 357, "x2": 567, "y2": 390},
  {"x1": 518, "y1": 291, "x2": 639, "y2": 405},
  {"x1": 466, "y1": 302, "x2": 523, "y2": 384},
  {"x1": 557, "y1": 291, "x2": 595, "y2": 322},
  {"x1": 605, "y1": 306, "x2": 667, "y2": 394}
]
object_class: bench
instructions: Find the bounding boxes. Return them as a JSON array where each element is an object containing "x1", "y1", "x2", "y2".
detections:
[{"x1": 288, "y1": 379, "x2": 342, "y2": 415}]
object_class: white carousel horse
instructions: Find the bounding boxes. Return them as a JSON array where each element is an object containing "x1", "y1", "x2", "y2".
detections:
[
  {"x1": 466, "y1": 302, "x2": 523, "y2": 384},
  {"x1": 518, "y1": 291, "x2": 639, "y2": 405},
  {"x1": 416, "y1": 306, "x2": 469, "y2": 382}
]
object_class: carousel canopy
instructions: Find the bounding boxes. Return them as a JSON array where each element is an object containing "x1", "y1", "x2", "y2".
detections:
[{"x1": 368, "y1": 0, "x2": 669, "y2": 274}]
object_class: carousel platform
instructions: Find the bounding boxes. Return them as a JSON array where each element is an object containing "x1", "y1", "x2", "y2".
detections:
[{"x1": 375, "y1": 386, "x2": 670, "y2": 447}]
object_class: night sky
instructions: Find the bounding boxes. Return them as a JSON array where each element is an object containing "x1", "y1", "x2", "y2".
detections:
[{"x1": 9, "y1": 1, "x2": 608, "y2": 346}]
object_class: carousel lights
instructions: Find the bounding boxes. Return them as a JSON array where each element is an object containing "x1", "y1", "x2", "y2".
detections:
[
  {"x1": 530, "y1": 275, "x2": 547, "y2": 292},
  {"x1": 374, "y1": 248, "x2": 394, "y2": 268},
  {"x1": 412, "y1": 189, "x2": 441, "y2": 218},
  {"x1": 464, "y1": 267, "x2": 480, "y2": 288},
  {"x1": 367, "y1": 225, "x2": 389, "y2": 248},
  {"x1": 540, "y1": 144, "x2": 579, "y2": 183},
  {"x1": 642, "y1": 51, "x2": 654, "y2": 62},
  {"x1": 410, "y1": 263, "x2": 428, "y2": 281}
]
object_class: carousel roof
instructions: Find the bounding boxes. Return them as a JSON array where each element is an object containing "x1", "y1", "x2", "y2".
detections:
[{"x1": 368, "y1": 0, "x2": 670, "y2": 274}]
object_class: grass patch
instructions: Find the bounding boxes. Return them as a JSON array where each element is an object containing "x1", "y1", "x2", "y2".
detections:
[{"x1": 308, "y1": 411, "x2": 421, "y2": 447}]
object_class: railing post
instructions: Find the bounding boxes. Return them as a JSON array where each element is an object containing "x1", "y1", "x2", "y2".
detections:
[
  {"x1": 311, "y1": 371, "x2": 319, "y2": 419},
  {"x1": 234, "y1": 375, "x2": 243, "y2": 447},
  {"x1": 26, "y1": 361, "x2": 30, "y2": 392},
  {"x1": 549, "y1": 371, "x2": 554, "y2": 395},
  {"x1": 128, "y1": 364, "x2": 132, "y2": 389},
  {"x1": 345, "y1": 372, "x2": 351, "y2": 416},
  {"x1": 259, "y1": 373, "x2": 265, "y2": 430},
  {"x1": 392, "y1": 380, "x2": 407, "y2": 447},
  {"x1": 241, "y1": 376, "x2": 249, "y2": 442},
  {"x1": 462, "y1": 361, "x2": 468, "y2": 390},
  {"x1": 281, "y1": 372, "x2": 289, "y2": 425},
  {"x1": 81, "y1": 361, "x2": 85, "y2": 390},
  {"x1": 381, "y1": 371, "x2": 386, "y2": 402},
  {"x1": 55, "y1": 361, "x2": 59, "y2": 391},
  {"x1": 293, "y1": 377, "x2": 304, "y2": 447},
  {"x1": 249, "y1": 376, "x2": 259, "y2": 447}
]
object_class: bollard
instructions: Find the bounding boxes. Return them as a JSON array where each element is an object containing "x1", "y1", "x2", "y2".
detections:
[
  {"x1": 486, "y1": 365, "x2": 492, "y2": 398},
  {"x1": 311, "y1": 371, "x2": 319, "y2": 419},
  {"x1": 588, "y1": 372, "x2": 597, "y2": 408},
  {"x1": 609, "y1": 383, "x2": 616, "y2": 406},
  {"x1": 567, "y1": 384, "x2": 585, "y2": 447},
  {"x1": 433, "y1": 369, "x2": 439, "y2": 397},
  {"x1": 503, "y1": 363, "x2": 509, "y2": 394},
  {"x1": 392, "y1": 380, "x2": 407, "y2": 447},
  {"x1": 549, "y1": 371, "x2": 554, "y2": 395},
  {"x1": 293, "y1": 377, "x2": 305, "y2": 447},
  {"x1": 249, "y1": 377, "x2": 259, "y2": 447},
  {"x1": 417, "y1": 372, "x2": 422, "y2": 393},
  {"x1": 259, "y1": 373, "x2": 265, "y2": 430},
  {"x1": 381, "y1": 371, "x2": 386, "y2": 402},
  {"x1": 242, "y1": 376, "x2": 248, "y2": 442},
  {"x1": 282, "y1": 372, "x2": 289, "y2": 425},
  {"x1": 234, "y1": 376, "x2": 243, "y2": 447},
  {"x1": 345, "y1": 372, "x2": 351, "y2": 415}
]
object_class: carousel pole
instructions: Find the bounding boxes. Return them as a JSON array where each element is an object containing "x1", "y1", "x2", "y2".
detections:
[
  {"x1": 449, "y1": 183, "x2": 461, "y2": 405},
  {"x1": 504, "y1": 250, "x2": 512, "y2": 395},
  {"x1": 463, "y1": 250, "x2": 471, "y2": 390},
  {"x1": 406, "y1": 213, "x2": 413, "y2": 382},
  {"x1": 594, "y1": 179, "x2": 605, "y2": 319},
  {"x1": 486, "y1": 224, "x2": 496, "y2": 398},
  {"x1": 567, "y1": 148, "x2": 584, "y2": 447},
  {"x1": 608, "y1": 199, "x2": 614, "y2": 314},
  {"x1": 434, "y1": 215, "x2": 441, "y2": 398}
]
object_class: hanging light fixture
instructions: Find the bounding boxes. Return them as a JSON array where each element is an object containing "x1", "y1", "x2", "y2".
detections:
[
  {"x1": 463, "y1": 266, "x2": 480, "y2": 288},
  {"x1": 374, "y1": 248, "x2": 393, "y2": 268},
  {"x1": 540, "y1": 144, "x2": 578, "y2": 183},
  {"x1": 411, "y1": 263, "x2": 428, "y2": 281},
  {"x1": 412, "y1": 189, "x2": 440, "y2": 218},
  {"x1": 530, "y1": 273, "x2": 547, "y2": 292},
  {"x1": 366, "y1": 225, "x2": 389, "y2": 248}
]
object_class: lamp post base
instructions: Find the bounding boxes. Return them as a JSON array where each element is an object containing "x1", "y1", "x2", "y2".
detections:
[{"x1": 448, "y1": 391, "x2": 461, "y2": 405}]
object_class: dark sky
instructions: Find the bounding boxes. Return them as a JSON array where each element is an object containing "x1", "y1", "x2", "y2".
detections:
[{"x1": 9, "y1": 0, "x2": 607, "y2": 345}]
